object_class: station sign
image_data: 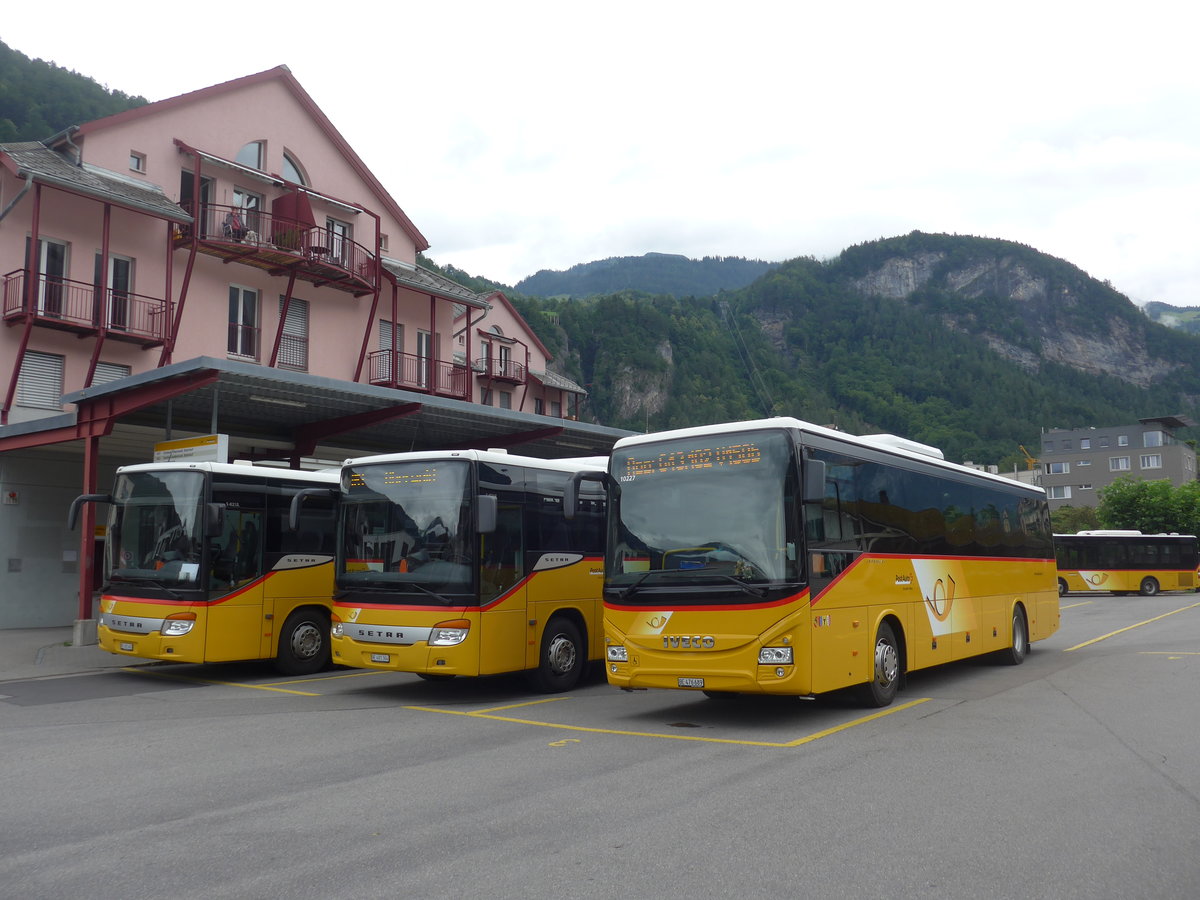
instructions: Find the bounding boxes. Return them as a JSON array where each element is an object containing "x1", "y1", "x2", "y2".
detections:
[{"x1": 152, "y1": 433, "x2": 229, "y2": 463}]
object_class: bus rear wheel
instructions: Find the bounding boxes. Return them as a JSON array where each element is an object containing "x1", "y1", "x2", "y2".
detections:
[
  {"x1": 1057, "y1": 578, "x2": 1068, "y2": 597},
  {"x1": 1139, "y1": 577, "x2": 1160, "y2": 596},
  {"x1": 529, "y1": 616, "x2": 584, "y2": 693},
  {"x1": 858, "y1": 621, "x2": 900, "y2": 708},
  {"x1": 275, "y1": 608, "x2": 330, "y2": 676}
]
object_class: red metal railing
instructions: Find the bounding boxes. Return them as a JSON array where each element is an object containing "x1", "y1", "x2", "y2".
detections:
[
  {"x1": 473, "y1": 357, "x2": 527, "y2": 383},
  {"x1": 2, "y1": 269, "x2": 170, "y2": 342},
  {"x1": 369, "y1": 350, "x2": 469, "y2": 398},
  {"x1": 182, "y1": 203, "x2": 376, "y2": 289}
]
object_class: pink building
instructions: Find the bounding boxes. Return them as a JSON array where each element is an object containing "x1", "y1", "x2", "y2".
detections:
[{"x1": 0, "y1": 67, "x2": 621, "y2": 630}]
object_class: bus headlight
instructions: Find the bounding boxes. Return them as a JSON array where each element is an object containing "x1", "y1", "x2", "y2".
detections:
[
  {"x1": 429, "y1": 619, "x2": 470, "y2": 646},
  {"x1": 161, "y1": 612, "x2": 196, "y2": 636},
  {"x1": 606, "y1": 645, "x2": 628, "y2": 662},
  {"x1": 331, "y1": 615, "x2": 344, "y2": 638},
  {"x1": 758, "y1": 646, "x2": 793, "y2": 665}
]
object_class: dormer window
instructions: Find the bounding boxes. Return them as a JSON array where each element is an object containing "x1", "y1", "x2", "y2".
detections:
[
  {"x1": 282, "y1": 151, "x2": 307, "y2": 186},
  {"x1": 236, "y1": 141, "x2": 264, "y2": 169}
]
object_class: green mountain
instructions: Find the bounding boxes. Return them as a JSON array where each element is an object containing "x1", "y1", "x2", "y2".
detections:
[
  {"x1": 1143, "y1": 300, "x2": 1200, "y2": 335},
  {"x1": 0, "y1": 40, "x2": 146, "y2": 141},
  {"x1": 515, "y1": 252, "x2": 777, "y2": 299},
  {"x1": 505, "y1": 232, "x2": 1200, "y2": 468}
]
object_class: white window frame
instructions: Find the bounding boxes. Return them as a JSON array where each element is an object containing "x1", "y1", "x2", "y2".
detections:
[
  {"x1": 1109, "y1": 456, "x2": 1131, "y2": 472},
  {"x1": 1118, "y1": 435, "x2": 1129, "y2": 447},
  {"x1": 1140, "y1": 454, "x2": 1163, "y2": 469},
  {"x1": 1047, "y1": 485, "x2": 1072, "y2": 500},
  {"x1": 1046, "y1": 462, "x2": 1070, "y2": 475},
  {"x1": 228, "y1": 285, "x2": 259, "y2": 360}
]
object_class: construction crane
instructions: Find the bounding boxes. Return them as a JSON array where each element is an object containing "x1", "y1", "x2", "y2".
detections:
[{"x1": 1018, "y1": 445, "x2": 1038, "y2": 470}]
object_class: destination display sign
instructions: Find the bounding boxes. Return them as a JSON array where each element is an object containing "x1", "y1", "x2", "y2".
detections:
[
  {"x1": 617, "y1": 440, "x2": 763, "y2": 480},
  {"x1": 346, "y1": 465, "x2": 444, "y2": 493}
]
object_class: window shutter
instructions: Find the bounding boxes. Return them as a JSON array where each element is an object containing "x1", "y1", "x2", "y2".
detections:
[
  {"x1": 93, "y1": 362, "x2": 132, "y2": 386},
  {"x1": 17, "y1": 351, "x2": 65, "y2": 409}
]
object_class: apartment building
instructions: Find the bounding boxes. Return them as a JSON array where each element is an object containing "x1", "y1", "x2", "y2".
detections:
[
  {"x1": 0, "y1": 67, "x2": 628, "y2": 629},
  {"x1": 1038, "y1": 416, "x2": 1197, "y2": 509}
]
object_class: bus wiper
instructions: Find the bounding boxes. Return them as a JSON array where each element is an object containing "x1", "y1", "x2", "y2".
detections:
[
  {"x1": 702, "y1": 574, "x2": 769, "y2": 598},
  {"x1": 112, "y1": 576, "x2": 185, "y2": 601},
  {"x1": 338, "y1": 580, "x2": 455, "y2": 604},
  {"x1": 614, "y1": 571, "x2": 662, "y2": 600}
]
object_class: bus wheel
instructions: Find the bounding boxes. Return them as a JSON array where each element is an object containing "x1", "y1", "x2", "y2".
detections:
[
  {"x1": 858, "y1": 621, "x2": 900, "y2": 708},
  {"x1": 1139, "y1": 577, "x2": 1160, "y2": 596},
  {"x1": 530, "y1": 617, "x2": 584, "y2": 693},
  {"x1": 1057, "y1": 578, "x2": 1068, "y2": 597},
  {"x1": 275, "y1": 608, "x2": 330, "y2": 676},
  {"x1": 1000, "y1": 606, "x2": 1028, "y2": 666}
]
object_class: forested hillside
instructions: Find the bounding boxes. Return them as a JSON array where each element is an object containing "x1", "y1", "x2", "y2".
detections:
[
  {"x1": 8, "y1": 44, "x2": 1195, "y2": 469},
  {"x1": 516, "y1": 252, "x2": 776, "y2": 299},
  {"x1": 507, "y1": 233, "x2": 1200, "y2": 467},
  {"x1": 0, "y1": 41, "x2": 146, "y2": 142}
]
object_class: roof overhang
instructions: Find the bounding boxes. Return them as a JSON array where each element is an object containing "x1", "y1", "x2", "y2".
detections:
[{"x1": 24, "y1": 356, "x2": 632, "y2": 461}]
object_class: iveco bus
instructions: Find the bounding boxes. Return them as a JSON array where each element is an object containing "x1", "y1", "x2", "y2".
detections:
[{"x1": 585, "y1": 417, "x2": 1059, "y2": 706}]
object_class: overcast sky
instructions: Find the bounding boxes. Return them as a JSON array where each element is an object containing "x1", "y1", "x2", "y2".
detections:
[{"x1": 5, "y1": 2, "x2": 1199, "y2": 304}]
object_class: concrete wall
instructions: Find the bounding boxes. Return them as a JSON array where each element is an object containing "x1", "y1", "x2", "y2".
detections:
[{"x1": 0, "y1": 449, "x2": 120, "y2": 628}]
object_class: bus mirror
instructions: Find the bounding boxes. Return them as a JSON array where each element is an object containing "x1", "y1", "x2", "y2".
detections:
[
  {"x1": 564, "y1": 469, "x2": 608, "y2": 520},
  {"x1": 288, "y1": 488, "x2": 336, "y2": 532},
  {"x1": 803, "y1": 459, "x2": 826, "y2": 503},
  {"x1": 205, "y1": 503, "x2": 225, "y2": 538},
  {"x1": 66, "y1": 493, "x2": 112, "y2": 530},
  {"x1": 477, "y1": 494, "x2": 497, "y2": 534}
]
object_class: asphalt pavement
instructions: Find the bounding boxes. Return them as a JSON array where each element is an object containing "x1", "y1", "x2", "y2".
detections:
[{"x1": 0, "y1": 627, "x2": 128, "y2": 682}]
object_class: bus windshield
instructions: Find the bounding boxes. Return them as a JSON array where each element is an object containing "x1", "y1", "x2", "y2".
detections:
[
  {"x1": 339, "y1": 460, "x2": 474, "y2": 596},
  {"x1": 607, "y1": 430, "x2": 801, "y2": 596},
  {"x1": 107, "y1": 470, "x2": 206, "y2": 587}
]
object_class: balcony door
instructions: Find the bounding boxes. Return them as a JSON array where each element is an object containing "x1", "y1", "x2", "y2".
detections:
[
  {"x1": 37, "y1": 238, "x2": 68, "y2": 316},
  {"x1": 104, "y1": 255, "x2": 133, "y2": 330}
]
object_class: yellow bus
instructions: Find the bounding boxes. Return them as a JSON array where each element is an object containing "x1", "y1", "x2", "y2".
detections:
[
  {"x1": 1054, "y1": 530, "x2": 1199, "y2": 596},
  {"x1": 305, "y1": 450, "x2": 607, "y2": 692},
  {"x1": 70, "y1": 462, "x2": 338, "y2": 674},
  {"x1": 584, "y1": 417, "x2": 1059, "y2": 706}
]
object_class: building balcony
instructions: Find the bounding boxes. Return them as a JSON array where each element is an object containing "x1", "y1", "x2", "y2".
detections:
[
  {"x1": 474, "y1": 357, "x2": 527, "y2": 384},
  {"x1": 2, "y1": 270, "x2": 171, "y2": 346},
  {"x1": 176, "y1": 203, "x2": 377, "y2": 297},
  {"x1": 369, "y1": 350, "x2": 469, "y2": 400}
]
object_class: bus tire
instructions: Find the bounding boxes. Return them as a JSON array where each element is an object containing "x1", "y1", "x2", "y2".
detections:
[
  {"x1": 1000, "y1": 605, "x2": 1028, "y2": 666},
  {"x1": 1139, "y1": 577, "x2": 1160, "y2": 596},
  {"x1": 529, "y1": 616, "x2": 584, "y2": 693},
  {"x1": 1057, "y1": 578, "x2": 1068, "y2": 597},
  {"x1": 275, "y1": 608, "x2": 330, "y2": 676},
  {"x1": 858, "y1": 621, "x2": 900, "y2": 708}
]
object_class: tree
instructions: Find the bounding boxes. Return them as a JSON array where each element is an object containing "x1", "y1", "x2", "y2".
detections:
[
  {"x1": 1051, "y1": 505, "x2": 1101, "y2": 534},
  {"x1": 1096, "y1": 477, "x2": 1186, "y2": 533}
]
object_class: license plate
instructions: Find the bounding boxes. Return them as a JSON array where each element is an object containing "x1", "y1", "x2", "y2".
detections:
[
  {"x1": 678, "y1": 676, "x2": 704, "y2": 688},
  {"x1": 120, "y1": 642, "x2": 134, "y2": 652},
  {"x1": 370, "y1": 653, "x2": 390, "y2": 663}
]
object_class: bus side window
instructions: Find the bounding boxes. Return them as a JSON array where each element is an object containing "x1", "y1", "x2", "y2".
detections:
[{"x1": 481, "y1": 496, "x2": 523, "y2": 601}]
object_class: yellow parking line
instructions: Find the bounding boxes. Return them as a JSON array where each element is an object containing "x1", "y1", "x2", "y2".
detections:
[
  {"x1": 258, "y1": 669, "x2": 387, "y2": 687},
  {"x1": 121, "y1": 666, "x2": 319, "y2": 696},
  {"x1": 1060, "y1": 600, "x2": 1093, "y2": 610},
  {"x1": 405, "y1": 696, "x2": 931, "y2": 747},
  {"x1": 1065, "y1": 601, "x2": 1200, "y2": 652}
]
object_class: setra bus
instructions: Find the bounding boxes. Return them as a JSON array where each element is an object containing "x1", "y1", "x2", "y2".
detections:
[
  {"x1": 70, "y1": 462, "x2": 338, "y2": 674},
  {"x1": 297, "y1": 449, "x2": 607, "y2": 692},
  {"x1": 576, "y1": 417, "x2": 1059, "y2": 706},
  {"x1": 1053, "y1": 530, "x2": 1199, "y2": 596}
]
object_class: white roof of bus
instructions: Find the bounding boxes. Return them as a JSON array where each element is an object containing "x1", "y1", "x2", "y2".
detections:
[
  {"x1": 612, "y1": 417, "x2": 1045, "y2": 494},
  {"x1": 116, "y1": 461, "x2": 338, "y2": 483},
  {"x1": 341, "y1": 448, "x2": 608, "y2": 474}
]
